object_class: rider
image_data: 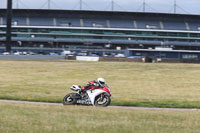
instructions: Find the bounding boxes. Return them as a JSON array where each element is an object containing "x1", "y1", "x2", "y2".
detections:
[{"x1": 81, "y1": 78, "x2": 106, "y2": 92}]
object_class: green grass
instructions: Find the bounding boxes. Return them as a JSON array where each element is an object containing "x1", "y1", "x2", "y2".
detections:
[
  {"x1": 0, "y1": 102, "x2": 200, "y2": 133},
  {"x1": 1, "y1": 60, "x2": 200, "y2": 108}
]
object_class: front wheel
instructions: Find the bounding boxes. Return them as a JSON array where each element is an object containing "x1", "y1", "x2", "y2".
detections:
[
  {"x1": 63, "y1": 93, "x2": 77, "y2": 105},
  {"x1": 94, "y1": 94, "x2": 111, "y2": 107}
]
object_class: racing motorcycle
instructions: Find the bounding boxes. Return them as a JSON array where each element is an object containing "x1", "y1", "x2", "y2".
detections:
[{"x1": 63, "y1": 84, "x2": 111, "y2": 107}]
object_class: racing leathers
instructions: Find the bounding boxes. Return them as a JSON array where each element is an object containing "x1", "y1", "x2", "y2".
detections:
[{"x1": 82, "y1": 80, "x2": 103, "y2": 92}]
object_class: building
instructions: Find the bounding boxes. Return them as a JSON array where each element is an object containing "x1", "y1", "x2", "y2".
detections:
[{"x1": 0, "y1": 9, "x2": 200, "y2": 58}]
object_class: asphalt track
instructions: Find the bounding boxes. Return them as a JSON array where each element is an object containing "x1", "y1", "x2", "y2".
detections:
[{"x1": 0, "y1": 100, "x2": 200, "y2": 112}]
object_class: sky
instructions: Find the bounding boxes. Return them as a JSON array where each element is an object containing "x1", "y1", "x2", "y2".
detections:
[{"x1": 0, "y1": 0, "x2": 200, "y2": 15}]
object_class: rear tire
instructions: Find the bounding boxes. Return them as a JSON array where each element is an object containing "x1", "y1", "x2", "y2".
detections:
[
  {"x1": 94, "y1": 94, "x2": 111, "y2": 107},
  {"x1": 63, "y1": 93, "x2": 77, "y2": 105}
]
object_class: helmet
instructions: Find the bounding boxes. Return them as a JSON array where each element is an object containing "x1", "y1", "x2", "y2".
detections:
[{"x1": 97, "y1": 78, "x2": 105, "y2": 86}]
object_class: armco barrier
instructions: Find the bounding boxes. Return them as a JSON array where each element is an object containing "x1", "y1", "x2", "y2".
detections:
[
  {"x1": 67, "y1": 56, "x2": 142, "y2": 62},
  {"x1": 66, "y1": 56, "x2": 200, "y2": 63}
]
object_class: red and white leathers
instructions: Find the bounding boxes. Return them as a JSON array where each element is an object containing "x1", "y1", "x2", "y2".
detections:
[{"x1": 82, "y1": 80, "x2": 103, "y2": 92}]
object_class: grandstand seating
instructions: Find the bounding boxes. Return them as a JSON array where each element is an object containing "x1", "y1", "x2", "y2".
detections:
[
  {"x1": 163, "y1": 20, "x2": 187, "y2": 30},
  {"x1": 12, "y1": 17, "x2": 27, "y2": 26},
  {"x1": 82, "y1": 18, "x2": 107, "y2": 28},
  {"x1": 188, "y1": 22, "x2": 200, "y2": 31},
  {"x1": 56, "y1": 18, "x2": 81, "y2": 27},
  {"x1": 135, "y1": 19, "x2": 161, "y2": 29},
  {"x1": 109, "y1": 19, "x2": 134, "y2": 28},
  {"x1": 1, "y1": 11, "x2": 200, "y2": 31},
  {"x1": 5, "y1": 16, "x2": 200, "y2": 31},
  {"x1": 1, "y1": 9, "x2": 200, "y2": 54},
  {"x1": 30, "y1": 17, "x2": 53, "y2": 26}
]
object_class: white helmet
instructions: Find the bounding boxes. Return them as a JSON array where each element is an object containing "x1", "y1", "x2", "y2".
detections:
[{"x1": 97, "y1": 78, "x2": 105, "y2": 86}]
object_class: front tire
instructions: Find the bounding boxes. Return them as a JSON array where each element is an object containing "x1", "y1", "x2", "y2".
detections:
[
  {"x1": 63, "y1": 93, "x2": 77, "y2": 105},
  {"x1": 94, "y1": 94, "x2": 111, "y2": 107}
]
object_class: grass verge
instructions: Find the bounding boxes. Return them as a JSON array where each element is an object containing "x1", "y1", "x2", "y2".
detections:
[
  {"x1": 111, "y1": 100, "x2": 200, "y2": 108},
  {"x1": 1, "y1": 60, "x2": 200, "y2": 108},
  {"x1": 0, "y1": 102, "x2": 200, "y2": 133}
]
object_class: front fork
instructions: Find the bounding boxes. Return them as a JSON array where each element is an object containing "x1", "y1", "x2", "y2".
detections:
[{"x1": 97, "y1": 94, "x2": 104, "y2": 102}]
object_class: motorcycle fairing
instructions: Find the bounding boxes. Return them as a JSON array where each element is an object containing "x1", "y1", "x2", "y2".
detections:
[{"x1": 86, "y1": 89, "x2": 108, "y2": 105}]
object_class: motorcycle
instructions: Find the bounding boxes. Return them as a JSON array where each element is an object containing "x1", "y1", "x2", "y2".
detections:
[{"x1": 63, "y1": 84, "x2": 111, "y2": 107}]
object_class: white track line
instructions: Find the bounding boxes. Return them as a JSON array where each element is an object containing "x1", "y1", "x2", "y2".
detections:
[{"x1": 0, "y1": 99, "x2": 200, "y2": 112}]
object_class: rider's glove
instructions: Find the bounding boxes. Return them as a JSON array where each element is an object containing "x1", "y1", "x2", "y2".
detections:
[{"x1": 93, "y1": 83, "x2": 98, "y2": 86}]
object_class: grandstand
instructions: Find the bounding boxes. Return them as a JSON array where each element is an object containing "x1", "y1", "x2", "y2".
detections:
[{"x1": 1, "y1": 9, "x2": 200, "y2": 58}]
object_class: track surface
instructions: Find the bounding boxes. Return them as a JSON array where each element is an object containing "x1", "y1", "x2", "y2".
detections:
[{"x1": 0, "y1": 99, "x2": 200, "y2": 112}]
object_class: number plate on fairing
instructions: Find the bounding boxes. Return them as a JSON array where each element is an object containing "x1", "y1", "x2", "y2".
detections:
[{"x1": 76, "y1": 100, "x2": 92, "y2": 105}]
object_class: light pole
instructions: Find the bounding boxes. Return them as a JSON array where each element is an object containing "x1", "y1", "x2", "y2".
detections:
[
  {"x1": 143, "y1": 0, "x2": 146, "y2": 12},
  {"x1": 174, "y1": 0, "x2": 177, "y2": 13},
  {"x1": 48, "y1": 0, "x2": 50, "y2": 9},
  {"x1": 6, "y1": 0, "x2": 12, "y2": 52},
  {"x1": 80, "y1": 0, "x2": 82, "y2": 10}
]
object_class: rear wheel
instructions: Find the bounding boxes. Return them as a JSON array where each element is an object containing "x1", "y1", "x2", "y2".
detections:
[
  {"x1": 94, "y1": 94, "x2": 111, "y2": 107},
  {"x1": 63, "y1": 93, "x2": 77, "y2": 105}
]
